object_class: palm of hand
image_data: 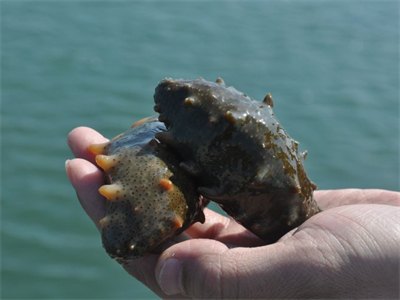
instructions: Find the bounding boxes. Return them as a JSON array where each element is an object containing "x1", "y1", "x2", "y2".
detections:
[{"x1": 66, "y1": 127, "x2": 400, "y2": 299}]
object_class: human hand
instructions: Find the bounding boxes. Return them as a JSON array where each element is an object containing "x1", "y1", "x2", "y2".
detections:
[{"x1": 66, "y1": 126, "x2": 400, "y2": 299}]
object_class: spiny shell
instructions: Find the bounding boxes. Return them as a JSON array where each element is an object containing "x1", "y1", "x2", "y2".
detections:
[
  {"x1": 154, "y1": 78, "x2": 320, "y2": 243},
  {"x1": 89, "y1": 115, "x2": 205, "y2": 261}
]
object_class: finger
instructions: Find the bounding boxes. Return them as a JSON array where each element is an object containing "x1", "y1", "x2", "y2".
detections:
[
  {"x1": 184, "y1": 208, "x2": 265, "y2": 247},
  {"x1": 68, "y1": 126, "x2": 109, "y2": 164},
  {"x1": 65, "y1": 158, "x2": 106, "y2": 230},
  {"x1": 183, "y1": 189, "x2": 400, "y2": 246},
  {"x1": 315, "y1": 189, "x2": 400, "y2": 209},
  {"x1": 154, "y1": 204, "x2": 400, "y2": 299},
  {"x1": 154, "y1": 238, "x2": 305, "y2": 299}
]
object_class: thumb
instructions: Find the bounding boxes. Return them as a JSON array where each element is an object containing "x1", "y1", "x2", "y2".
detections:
[{"x1": 154, "y1": 239, "x2": 309, "y2": 299}]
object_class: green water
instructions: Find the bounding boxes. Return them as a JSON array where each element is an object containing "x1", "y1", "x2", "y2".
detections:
[{"x1": 1, "y1": 1, "x2": 399, "y2": 298}]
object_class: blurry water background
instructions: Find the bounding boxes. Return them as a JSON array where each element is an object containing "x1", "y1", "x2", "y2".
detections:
[{"x1": 1, "y1": 0, "x2": 399, "y2": 298}]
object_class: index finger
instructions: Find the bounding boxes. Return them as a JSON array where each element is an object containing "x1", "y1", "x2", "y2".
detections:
[
  {"x1": 315, "y1": 189, "x2": 400, "y2": 209},
  {"x1": 68, "y1": 126, "x2": 109, "y2": 164},
  {"x1": 184, "y1": 208, "x2": 265, "y2": 247}
]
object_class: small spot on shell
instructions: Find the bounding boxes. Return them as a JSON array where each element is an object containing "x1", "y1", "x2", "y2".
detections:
[
  {"x1": 209, "y1": 115, "x2": 218, "y2": 124},
  {"x1": 184, "y1": 97, "x2": 195, "y2": 106},
  {"x1": 96, "y1": 154, "x2": 118, "y2": 171},
  {"x1": 216, "y1": 77, "x2": 225, "y2": 85},
  {"x1": 225, "y1": 111, "x2": 236, "y2": 124},
  {"x1": 263, "y1": 93, "x2": 274, "y2": 107},
  {"x1": 294, "y1": 141, "x2": 299, "y2": 152},
  {"x1": 311, "y1": 182, "x2": 318, "y2": 190},
  {"x1": 131, "y1": 117, "x2": 151, "y2": 128},
  {"x1": 87, "y1": 142, "x2": 108, "y2": 155},
  {"x1": 99, "y1": 184, "x2": 122, "y2": 201},
  {"x1": 159, "y1": 178, "x2": 173, "y2": 191},
  {"x1": 154, "y1": 105, "x2": 162, "y2": 113},
  {"x1": 172, "y1": 215, "x2": 184, "y2": 229},
  {"x1": 99, "y1": 216, "x2": 109, "y2": 228}
]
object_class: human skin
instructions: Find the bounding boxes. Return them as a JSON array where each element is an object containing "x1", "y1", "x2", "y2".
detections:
[{"x1": 66, "y1": 126, "x2": 400, "y2": 299}]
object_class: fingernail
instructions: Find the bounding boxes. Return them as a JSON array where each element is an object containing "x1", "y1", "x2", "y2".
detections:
[
  {"x1": 65, "y1": 159, "x2": 71, "y2": 177},
  {"x1": 67, "y1": 130, "x2": 77, "y2": 153},
  {"x1": 157, "y1": 258, "x2": 183, "y2": 295},
  {"x1": 65, "y1": 159, "x2": 75, "y2": 186}
]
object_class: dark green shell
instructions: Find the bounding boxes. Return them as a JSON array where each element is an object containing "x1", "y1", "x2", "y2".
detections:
[{"x1": 154, "y1": 78, "x2": 320, "y2": 242}]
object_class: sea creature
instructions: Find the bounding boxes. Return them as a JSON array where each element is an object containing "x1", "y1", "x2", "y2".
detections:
[
  {"x1": 88, "y1": 115, "x2": 206, "y2": 261},
  {"x1": 154, "y1": 78, "x2": 321, "y2": 242}
]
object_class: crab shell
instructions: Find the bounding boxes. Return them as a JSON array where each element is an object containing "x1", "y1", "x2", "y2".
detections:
[
  {"x1": 88, "y1": 115, "x2": 205, "y2": 261},
  {"x1": 154, "y1": 78, "x2": 321, "y2": 243}
]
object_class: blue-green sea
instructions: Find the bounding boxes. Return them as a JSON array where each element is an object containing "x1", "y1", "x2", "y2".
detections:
[{"x1": 1, "y1": 1, "x2": 399, "y2": 298}]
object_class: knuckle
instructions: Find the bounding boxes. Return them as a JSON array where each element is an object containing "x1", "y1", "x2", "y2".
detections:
[{"x1": 182, "y1": 253, "x2": 237, "y2": 299}]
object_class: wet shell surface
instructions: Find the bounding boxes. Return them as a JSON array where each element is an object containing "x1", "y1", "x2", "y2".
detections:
[
  {"x1": 89, "y1": 115, "x2": 205, "y2": 261},
  {"x1": 154, "y1": 78, "x2": 321, "y2": 242}
]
